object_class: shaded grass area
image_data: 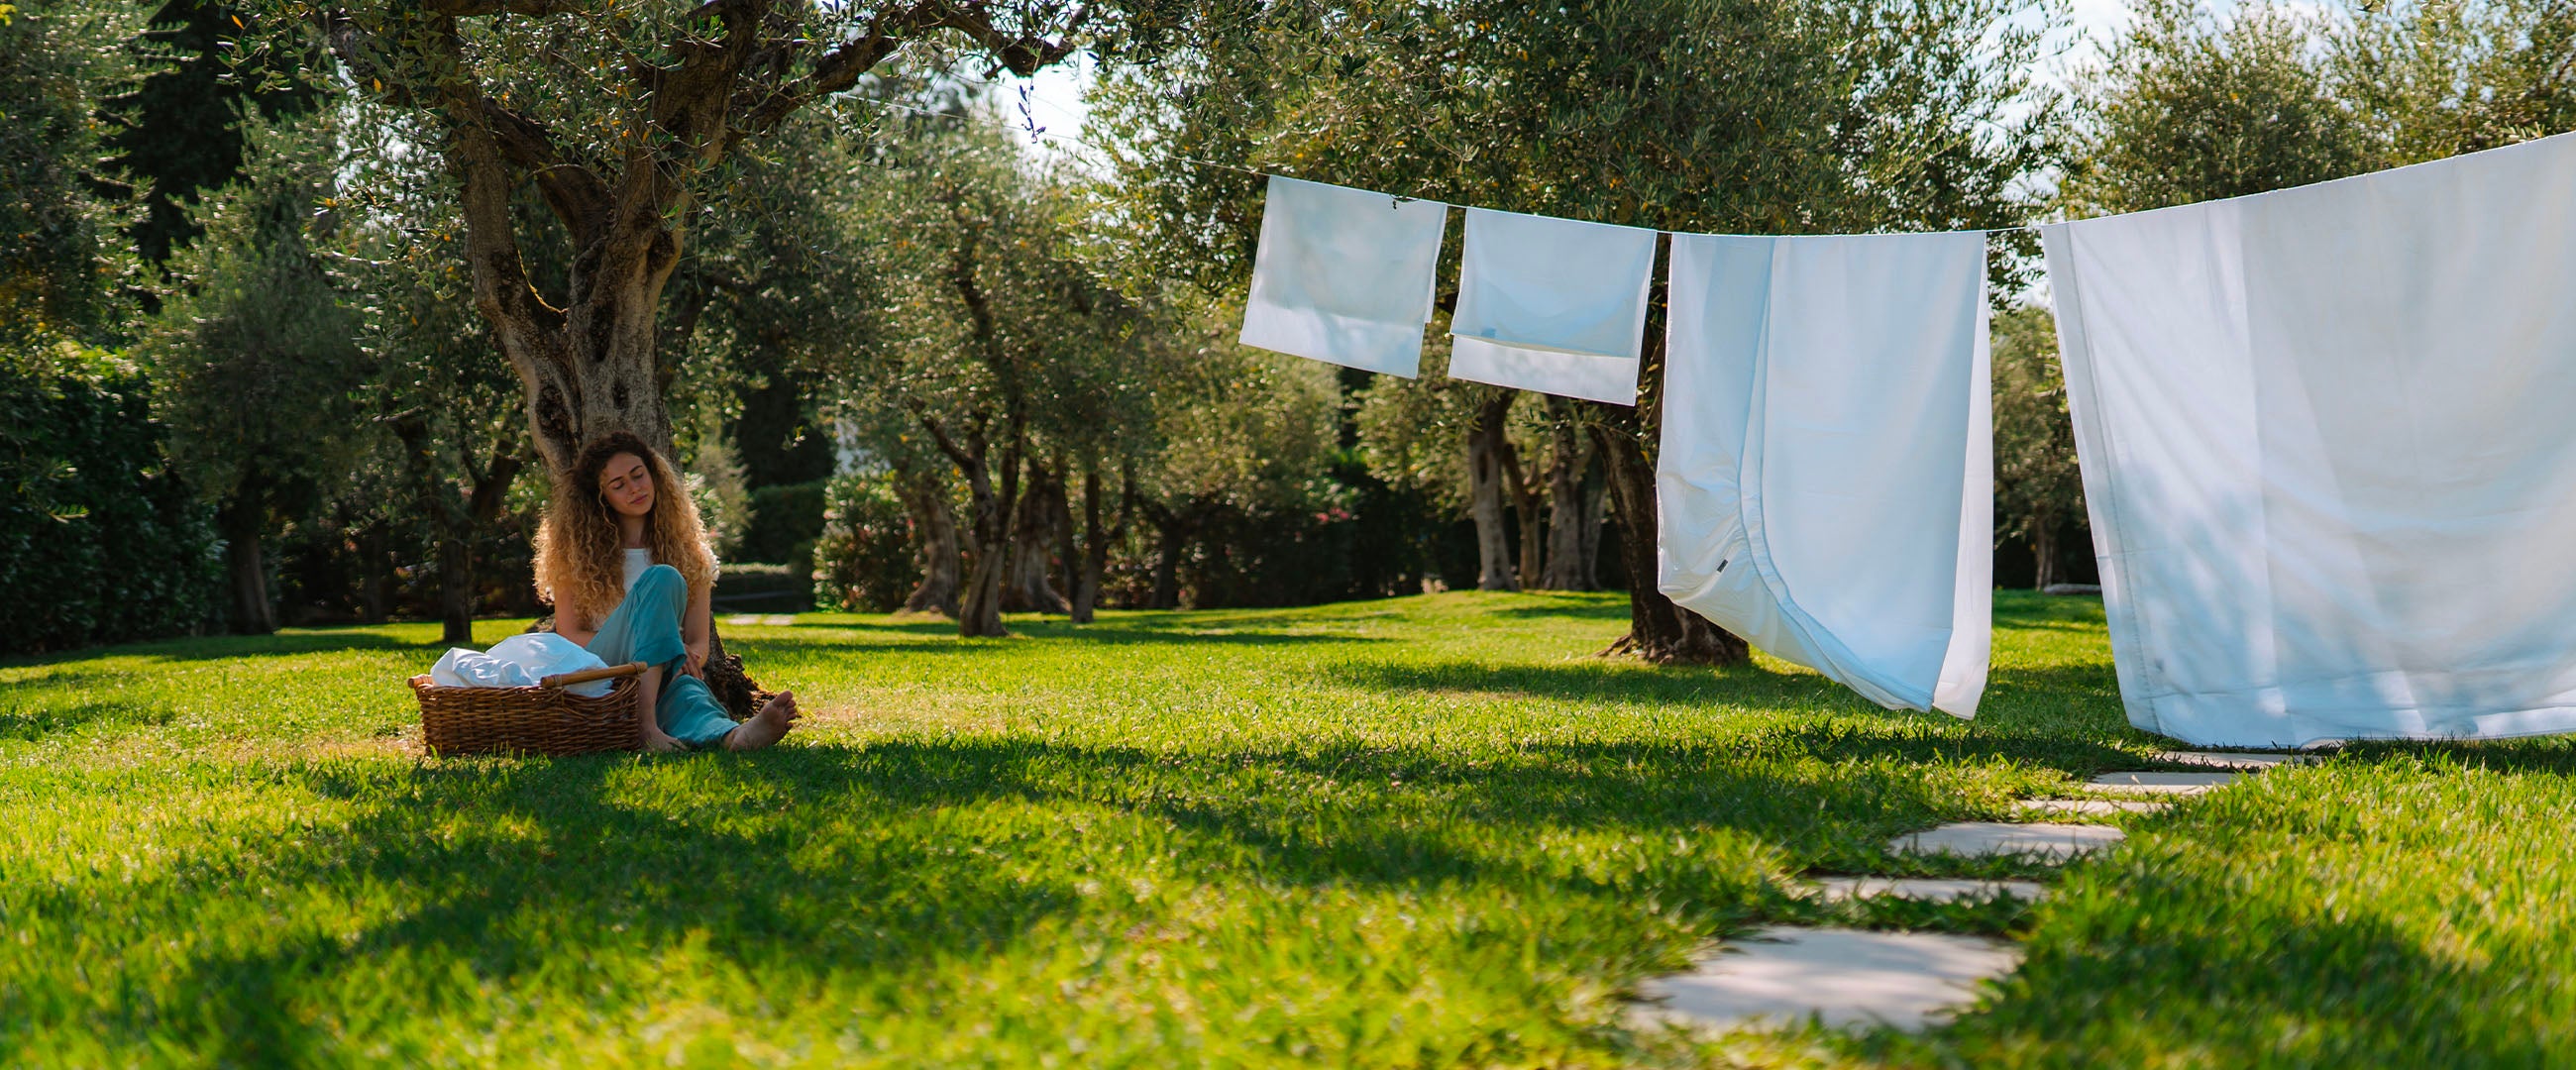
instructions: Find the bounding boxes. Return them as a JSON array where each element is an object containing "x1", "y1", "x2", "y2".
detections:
[{"x1": 1, "y1": 591, "x2": 2567, "y2": 1066}]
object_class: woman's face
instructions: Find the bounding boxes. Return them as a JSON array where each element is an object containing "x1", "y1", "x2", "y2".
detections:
[{"x1": 599, "y1": 453, "x2": 656, "y2": 520}]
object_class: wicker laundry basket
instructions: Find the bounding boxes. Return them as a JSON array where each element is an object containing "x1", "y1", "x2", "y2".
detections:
[{"x1": 409, "y1": 662, "x2": 650, "y2": 757}]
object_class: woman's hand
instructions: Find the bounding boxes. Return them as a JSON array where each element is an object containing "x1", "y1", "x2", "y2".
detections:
[{"x1": 684, "y1": 638, "x2": 709, "y2": 679}]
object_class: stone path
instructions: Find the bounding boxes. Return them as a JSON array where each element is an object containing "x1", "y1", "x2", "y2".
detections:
[
  {"x1": 1635, "y1": 750, "x2": 2305, "y2": 1035},
  {"x1": 2015, "y1": 799, "x2": 2169, "y2": 815},
  {"x1": 2089, "y1": 771, "x2": 2240, "y2": 795},
  {"x1": 722, "y1": 613, "x2": 800, "y2": 627},
  {"x1": 1892, "y1": 821, "x2": 2125, "y2": 862},
  {"x1": 1810, "y1": 877, "x2": 2049, "y2": 904},
  {"x1": 1633, "y1": 926, "x2": 2024, "y2": 1032}
]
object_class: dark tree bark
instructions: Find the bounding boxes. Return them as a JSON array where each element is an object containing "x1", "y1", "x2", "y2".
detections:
[
  {"x1": 1581, "y1": 269, "x2": 1749, "y2": 666},
  {"x1": 1465, "y1": 390, "x2": 1520, "y2": 592},
  {"x1": 1004, "y1": 457, "x2": 1069, "y2": 614},
  {"x1": 897, "y1": 464, "x2": 961, "y2": 617},
  {"x1": 217, "y1": 473, "x2": 274, "y2": 635},
  {"x1": 1577, "y1": 469, "x2": 1605, "y2": 591},
  {"x1": 1496, "y1": 415, "x2": 1546, "y2": 589},
  {"x1": 2031, "y1": 513, "x2": 2060, "y2": 590},
  {"x1": 1145, "y1": 500, "x2": 1190, "y2": 609},
  {"x1": 358, "y1": 520, "x2": 391, "y2": 625},
  {"x1": 1586, "y1": 421, "x2": 1748, "y2": 665},
  {"x1": 1540, "y1": 398, "x2": 1592, "y2": 591},
  {"x1": 1069, "y1": 462, "x2": 1111, "y2": 623},
  {"x1": 915, "y1": 409, "x2": 1022, "y2": 639},
  {"x1": 390, "y1": 410, "x2": 526, "y2": 645}
]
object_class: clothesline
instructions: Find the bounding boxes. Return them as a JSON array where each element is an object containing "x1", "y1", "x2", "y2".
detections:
[{"x1": 841, "y1": 91, "x2": 2053, "y2": 240}]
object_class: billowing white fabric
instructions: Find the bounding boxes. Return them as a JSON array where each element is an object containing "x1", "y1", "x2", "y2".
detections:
[
  {"x1": 1658, "y1": 232, "x2": 1992, "y2": 716},
  {"x1": 1449, "y1": 208, "x2": 1658, "y2": 404},
  {"x1": 2044, "y1": 132, "x2": 2576, "y2": 748},
  {"x1": 1239, "y1": 176, "x2": 1448, "y2": 376}
]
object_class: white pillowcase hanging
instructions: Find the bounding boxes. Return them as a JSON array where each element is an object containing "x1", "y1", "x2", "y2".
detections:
[
  {"x1": 1239, "y1": 176, "x2": 1449, "y2": 377},
  {"x1": 1658, "y1": 231, "x2": 1992, "y2": 717},
  {"x1": 2044, "y1": 130, "x2": 2576, "y2": 748},
  {"x1": 1449, "y1": 207, "x2": 1659, "y2": 405}
]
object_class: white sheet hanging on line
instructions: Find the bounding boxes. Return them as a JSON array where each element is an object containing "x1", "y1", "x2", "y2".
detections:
[
  {"x1": 2044, "y1": 132, "x2": 2576, "y2": 748},
  {"x1": 1658, "y1": 232, "x2": 1992, "y2": 716},
  {"x1": 1449, "y1": 208, "x2": 1658, "y2": 404},
  {"x1": 1239, "y1": 176, "x2": 1449, "y2": 376}
]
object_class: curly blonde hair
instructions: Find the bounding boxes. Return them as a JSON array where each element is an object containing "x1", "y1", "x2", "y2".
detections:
[{"x1": 533, "y1": 431, "x2": 717, "y2": 631}]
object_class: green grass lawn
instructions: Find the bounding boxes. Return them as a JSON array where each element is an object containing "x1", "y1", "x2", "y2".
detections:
[{"x1": 4, "y1": 590, "x2": 2572, "y2": 1067}]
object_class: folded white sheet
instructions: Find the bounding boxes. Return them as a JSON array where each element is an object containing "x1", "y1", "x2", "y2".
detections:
[
  {"x1": 1238, "y1": 176, "x2": 1449, "y2": 376},
  {"x1": 1448, "y1": 207, "x2": 1659, "y2": 404}
]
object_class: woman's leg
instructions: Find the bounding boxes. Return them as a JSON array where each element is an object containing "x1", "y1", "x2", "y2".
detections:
[
  {"x1": 583, "y1": 565, "x2": 688, "y2": 669},
  {"x1": 585, "y1": 566, "x2": 690, "y2": 750},
  {"x1": 655, "y1": 675, "x2": 738, "y2": 749}
]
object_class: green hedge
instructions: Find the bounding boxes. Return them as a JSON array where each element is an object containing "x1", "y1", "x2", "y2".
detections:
[
  {"x1": 2, "y1": 346, "x2": 222, "y2": 653},
  {"x1": 736, "y1": 479, "x2": 826, "y2": 566}
]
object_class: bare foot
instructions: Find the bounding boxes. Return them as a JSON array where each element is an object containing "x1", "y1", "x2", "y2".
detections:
[
  {"x1": 722, "y1": 691, "x2": 799, "y2": 752},
  {"x1": 642, "y1": 731, "x2": 686, "y2": 754}
]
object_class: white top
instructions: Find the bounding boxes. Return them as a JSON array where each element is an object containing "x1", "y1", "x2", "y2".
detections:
[{"x1": 620, "y1": 548, "x2": 653, "y2": 592}]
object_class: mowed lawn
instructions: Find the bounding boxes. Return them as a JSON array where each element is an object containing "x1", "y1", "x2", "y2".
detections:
[{"x1": 4, "y1": 591, "x2": 2573, "y2": 1067}]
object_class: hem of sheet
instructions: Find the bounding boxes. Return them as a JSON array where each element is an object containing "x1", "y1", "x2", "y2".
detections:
[
  {"x1": 1240, "y1": 302, "x2": 1426, "y2": 377},
  {"x1": 1446, "y1": 336, "x2": 1640, "y2": 404},
  {"x1": 2136, "y1": 694, "x2": 2576, "y2": 749}
]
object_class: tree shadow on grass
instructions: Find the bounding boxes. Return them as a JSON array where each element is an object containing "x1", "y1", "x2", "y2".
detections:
[
  {"x1": 0, "y1": 698, "x2": 170, "y2": 742},
  {"x1": 3, "y1": 630, "x2": 431, "y2": 671},
  {"x1": 1325, "y1": 658, "x2": 1846, "y2": 709},
  {"x1": 30, "y1": 727, "x2": 2062, "y2": 1061},
  {"x1": 730, "y1": 628, "x2": 1386, "y2": 661}
]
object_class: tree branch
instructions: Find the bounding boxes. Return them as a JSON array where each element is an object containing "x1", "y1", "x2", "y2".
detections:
[
  {"x1": 738, "y1": 2, "x2": 1091, "y2": 135},
  {"x1": 477, "y1": 100, "x2": 612, "y2": 236}
]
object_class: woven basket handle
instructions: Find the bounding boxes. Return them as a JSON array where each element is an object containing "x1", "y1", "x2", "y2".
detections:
[{"x1": 540, "y1": 662, "x2": 648, "y2": 690}]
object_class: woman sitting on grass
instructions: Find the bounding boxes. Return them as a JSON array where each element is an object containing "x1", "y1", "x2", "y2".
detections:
[{"x1": 535, "y1": 431, "x2": 798, "y2": 753}]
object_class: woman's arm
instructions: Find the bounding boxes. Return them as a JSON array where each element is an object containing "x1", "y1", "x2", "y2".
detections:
[{"x1": 682, "y1": 578, "x2": 712, "y2": 678}]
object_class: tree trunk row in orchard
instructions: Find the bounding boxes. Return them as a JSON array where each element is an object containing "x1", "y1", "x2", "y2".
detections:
[{"x1": 1461, "y1": 388, "x2": 1609, "y2": 596}]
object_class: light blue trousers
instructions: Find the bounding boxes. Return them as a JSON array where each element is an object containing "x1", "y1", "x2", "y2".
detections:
[{"x1": 584, "y1": 565, "x2": 735, "y2": 748}]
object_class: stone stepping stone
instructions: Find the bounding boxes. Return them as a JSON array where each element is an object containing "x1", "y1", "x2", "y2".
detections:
[
  {"x1": 1809, "y1": 877, "x2": 2049, "y2": 904},
  {"x1": 2015, "y1": 799, "x2": 2169, "y2": 816},
  {"x1": 2155, "y1": 750, "x2": 2314, "y2": 771},
  {"x1": 2089, "y1": 771, "x2": 2240, "y2": 796},
  {"x1": 1892, "y1": 822, "x2": 2124, "y2": 861},
  {"x1": 722, "y1": 614, "x2": 799, "y2": 627},
  {"x1": 1633, "y1": 925, "x2": 2021, "y2": 1033}
]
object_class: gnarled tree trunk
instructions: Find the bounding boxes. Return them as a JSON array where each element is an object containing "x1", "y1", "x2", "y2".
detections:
[
  {"x1": 1466, "y1": 390, "x2": 1520, "y2": 592},
  {"x1": 898, "y1": 466, "x2": 961, "y2": 617},
  {"x1": 1541, "y1": 402, "x2": 1591, "y2": 591},
  {"x1": 1004, "y1": 458, "x2": 1069, "y2": 614},
  {"x1": 1070, "y1": 463, "x2": 1111, "y2": 623},
  {"x1": 1582, "y1": 272, "x2": 1748, "y2": 666},
  {"x1": 1497, "y1": 417, "x2": 1545, "y2": 589},
  {"x1": 1587, "y1": 422, "x2": 1747, "y2": 665},
  {"x1": 217, "y1": 474, "x2": 274, "y2": 635}
]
